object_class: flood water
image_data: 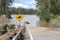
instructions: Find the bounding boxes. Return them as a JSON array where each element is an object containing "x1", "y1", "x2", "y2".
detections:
[{"x1": 11, "y1": 15, "x2": 39, "y2": 27}]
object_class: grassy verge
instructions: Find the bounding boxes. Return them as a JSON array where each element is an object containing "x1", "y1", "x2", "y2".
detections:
[
  {"x1": 0, "y1": 24, "x2": 15, "y2": 36},
  {"x1": 40, "y1": 19, "x2": 60, "y2": 28},
  {"x1": 0, "y1": 17, "x2": 10, "y2": 25}
]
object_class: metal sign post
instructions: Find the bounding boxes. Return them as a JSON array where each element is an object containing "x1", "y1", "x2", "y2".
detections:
[{"x1": 16, "y1": 14, "x2": 23, "y2": 26}]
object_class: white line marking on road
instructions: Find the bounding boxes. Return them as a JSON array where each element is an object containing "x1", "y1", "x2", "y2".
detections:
[{"x1": 27, "y1": 28, "x2": 34, "y2": 40}]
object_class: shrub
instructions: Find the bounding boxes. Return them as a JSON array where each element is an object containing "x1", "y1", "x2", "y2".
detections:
[
  {"x1": 9, "y1": 24, "x2": 15, "y2": 29},
  {"x1": 0, "y1": 24, "x2": 15, "y2": 36}
]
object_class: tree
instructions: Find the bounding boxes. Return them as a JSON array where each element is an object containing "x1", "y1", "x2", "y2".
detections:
[
  {"x1": 0, "y1": 0, "x2": 14, "y2": 18},
  {"x1": 9, "y1": 7, "x2": 37, "y2": 15},
  {"x1": 35, "y1": 0, "x2": 60, "y2": 22}
]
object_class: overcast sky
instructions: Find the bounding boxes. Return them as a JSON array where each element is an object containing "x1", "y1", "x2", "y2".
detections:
[{"x1": 11, "y1": 0, "x2": 36, "y2": 9}]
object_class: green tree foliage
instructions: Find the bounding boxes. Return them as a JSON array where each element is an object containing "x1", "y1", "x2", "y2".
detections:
[
  {"x1": 0, "y1": 0, "x2": 14, "y2": 18},
  {"x1": 16, "y1": 8, "x2": 38, "y2": 14},
  {"x1": 35, "y1": 0, "x2": 60, "y2": 22},
  {"x1": 8, "y1": 7, "x2": 37, "y2": 15}
]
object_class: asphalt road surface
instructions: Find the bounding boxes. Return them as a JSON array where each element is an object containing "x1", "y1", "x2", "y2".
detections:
[
  {"x1": 30, "y1": 27, "x2": 60, "y2": 40},
  {"x1": 32, "y1": 33, "x2": 60, "y2": 40}
]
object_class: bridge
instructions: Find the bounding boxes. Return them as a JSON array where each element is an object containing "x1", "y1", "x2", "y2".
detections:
[
  {"x1": 9, "y1": 27, "x2": 60, "y2": 40},
  {"x1": 0, "y1": 27, "x2": 60, "y2": 40}
]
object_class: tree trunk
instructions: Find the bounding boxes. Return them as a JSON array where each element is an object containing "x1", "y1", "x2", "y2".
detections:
[
  {"x1": 5, "y1": 7, "x2": 12, "y2": 19},
  {"x1": 5, "y1": 14, "x2": 12, "y2": 19}
]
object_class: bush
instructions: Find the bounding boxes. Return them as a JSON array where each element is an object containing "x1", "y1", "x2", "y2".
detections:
[
  {"x1": 3, "y1": 24, "x2": 9, "y2": 31},
  {"x1": 9, "y1": 24, "x2": 15, "y2": 29},
  {"x1": 0, "y1": 24, "x2": 16, "y2": 36}
]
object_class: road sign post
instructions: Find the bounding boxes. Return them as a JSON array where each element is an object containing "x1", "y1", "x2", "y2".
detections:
[{"x1": 16, "y1": 14, "x2": 23, "y2": 25}]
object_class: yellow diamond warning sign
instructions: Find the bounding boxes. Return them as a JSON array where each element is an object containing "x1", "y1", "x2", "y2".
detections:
[{"x1": 16, "y1": 14, "x2": 23, "y2": 21}]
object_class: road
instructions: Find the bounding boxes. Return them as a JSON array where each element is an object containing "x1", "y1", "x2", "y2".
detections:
[
  {"x1": 32, "y1": 33, "x2": 60, "y2": 40},
  {"x1": 29, "y1": 27, "x2": 60, "y2": 40}
]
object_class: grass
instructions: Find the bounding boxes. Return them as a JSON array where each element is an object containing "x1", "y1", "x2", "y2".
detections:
[
  {"x1": 0, "y1": 17, "x2": 10, "y2": 25},
  {"x1": 40, "y1": 19, "x2": 60, "y2": 28},
  {"x1": 40, "y1": 20, "x2": 49, "y2": 27}
]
